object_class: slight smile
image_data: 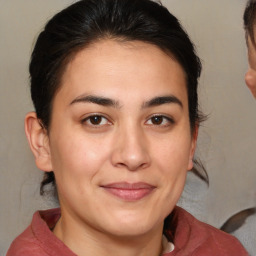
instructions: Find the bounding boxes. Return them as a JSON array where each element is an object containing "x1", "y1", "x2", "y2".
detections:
[{"x1": 101, "y1": 182, "x2": 156, "y2": 201}]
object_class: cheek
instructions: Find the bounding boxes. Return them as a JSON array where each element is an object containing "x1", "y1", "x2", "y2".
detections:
[
  {"x1": 49, "y1": 132, "x2": 110, "y2": 181},
  {"x1": 154, "y1": 143, "x2": 189, "y2": 213},
  {"x1": 153, "y1": 134, "x2": 192, "y2": 178},
  {"x1": 49, "y1": 136, "x2": 112, "y2": 202}
]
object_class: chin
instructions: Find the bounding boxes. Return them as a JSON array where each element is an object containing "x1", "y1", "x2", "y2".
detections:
[
  {"x1": 102, "y1": 212, "x2": 162, "y2": 238},
  {"x1": 106, "y1": 224, "x2": 154, "y2": 238}
]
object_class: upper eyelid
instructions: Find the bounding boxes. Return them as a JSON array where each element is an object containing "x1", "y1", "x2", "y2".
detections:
[
  {"x1": 148, "y1": 114, "x2": 174, "y2": 121},
  {"x1": 81, "y1": 113, "x2": 111, "y2": 121},
  {"x1": 80, "y1": 114, "x2": 112, "y2": 127},
  {"x1": 80, "y1": 113, "x2": 175, "y2": 124},
  {"x1": 145, "y1": 114, "x2": 175, "y2": 125}
]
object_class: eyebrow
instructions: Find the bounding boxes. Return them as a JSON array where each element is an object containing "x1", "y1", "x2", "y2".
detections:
[
  {"x1": 70, "y1": 95, "x2": 120, "y2": 108},
  {"x1": 70, "y1": 94, "x2": 183, "y2": 109},
  {"x1": 142, "y1": 95, "x2": 183, "y2": 109}
]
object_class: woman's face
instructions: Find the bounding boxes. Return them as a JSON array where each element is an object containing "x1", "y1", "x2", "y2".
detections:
[{"x1": 43, "y1": 40, "x2": 196, "y2": 237}]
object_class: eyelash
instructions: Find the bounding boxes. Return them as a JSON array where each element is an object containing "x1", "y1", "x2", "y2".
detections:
[
  {"x1": 81, "y1": 114, "x2": 174, "y2": 128},
  {"x1": 145, "y1": 115, "x2": 175, "y2": 127},
  {"x1": 81, "y1": 114, "x2": 111, "y2": 127}
]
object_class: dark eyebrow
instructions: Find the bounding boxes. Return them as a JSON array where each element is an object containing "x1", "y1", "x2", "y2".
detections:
[
  {"x1": 70, "y1": 95, "x2": 120, "y2": 108},
  {"x1": 142, "y1": 95, "x2": 183, "y2": 109}
]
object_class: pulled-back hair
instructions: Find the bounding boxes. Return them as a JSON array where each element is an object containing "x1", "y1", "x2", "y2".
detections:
[
  {"x1": 244, "y1": 0, "x2": 256, "y2": 46},
  {"x1": 29, "y1": 0, "x2": 206, "y2": 195}
]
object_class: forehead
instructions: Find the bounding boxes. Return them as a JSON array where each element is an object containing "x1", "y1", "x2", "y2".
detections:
[{"x1": 57, "y1": 39, "x2": 188, "y2": 106}]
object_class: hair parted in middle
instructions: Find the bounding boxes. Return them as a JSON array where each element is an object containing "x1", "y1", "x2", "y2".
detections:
[{"x1": 29, "y1": 0, "x2": 207, "y2": 195}]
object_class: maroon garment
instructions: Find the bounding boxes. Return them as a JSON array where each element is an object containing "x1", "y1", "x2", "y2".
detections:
[
  {"x1": 165, "y1": 207, "x2": 248, "y2": 256},
  {"x1": 7, "y1": 207, "x2": 248, "y2": 256}
]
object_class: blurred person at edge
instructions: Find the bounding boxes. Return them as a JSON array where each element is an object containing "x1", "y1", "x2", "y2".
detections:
[
  {"x1": 225, "y1": 1, "x2": 256, "y2": 254},
  {"x1": 7, "y1": 0, "x2": 248, "y2": 255},
  {"x1": 244, "y1": 0, "x2": 256, "y2": 98}
]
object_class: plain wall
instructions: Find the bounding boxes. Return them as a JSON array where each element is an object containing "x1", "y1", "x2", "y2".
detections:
[{"x1": 1, "y1": 1, "x2": 256, "y2": 254}]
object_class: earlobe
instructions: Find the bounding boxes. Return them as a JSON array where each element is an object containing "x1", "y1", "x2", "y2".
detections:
[{"x1": 25, "y1": 112, "x2": 52, "y2": 172}]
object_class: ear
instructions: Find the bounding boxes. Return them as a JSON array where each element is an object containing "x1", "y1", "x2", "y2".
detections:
[
  {"x1": 25, "y1": 112, "x2": 52, "y2": 172},
  {"x1": 187, "y1": 125, "x2": 198, "y2": 171}
]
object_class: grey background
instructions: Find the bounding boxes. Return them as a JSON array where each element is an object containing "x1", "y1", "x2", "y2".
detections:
[{"x1": 1, "y1": 0, "x2": 256, "y2": 255}]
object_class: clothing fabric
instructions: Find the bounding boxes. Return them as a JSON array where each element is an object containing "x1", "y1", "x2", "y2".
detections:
[
  {"x1": 7, "y1": 206, "x2": 248, "y2": 256},
  {"x1": 164, "y1": 207, "x2": 248, "y2": 256}
]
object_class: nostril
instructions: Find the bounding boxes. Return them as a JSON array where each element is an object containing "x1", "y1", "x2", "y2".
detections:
[
  {"x1": 115, "y1": 159, "x2": 149, "y2": 172},
  {"x1": 112, "y1": 151, "x2": 150, "y2": 172}
]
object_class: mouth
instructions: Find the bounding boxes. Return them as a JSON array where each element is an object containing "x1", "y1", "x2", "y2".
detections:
[{"x1": 100, "y1": 182, "x2": 156, "y2": 201}]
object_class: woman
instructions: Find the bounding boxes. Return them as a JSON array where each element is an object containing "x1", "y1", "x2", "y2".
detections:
[{"x1": 7, "y1": 0, "x2": 248, "y2": 255}]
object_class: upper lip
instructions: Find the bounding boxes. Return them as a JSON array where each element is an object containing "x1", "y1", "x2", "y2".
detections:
[{"x1": 101, "y1": 182, "x2": 156, "y2": 190}]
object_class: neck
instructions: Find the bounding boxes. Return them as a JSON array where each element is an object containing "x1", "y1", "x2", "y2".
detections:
[{"x1": 53, "y1": 210, "x2": 164, "y2": 256}]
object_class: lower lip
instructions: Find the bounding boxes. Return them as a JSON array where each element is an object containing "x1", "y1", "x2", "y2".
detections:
[{"x1": 103, "y1": 187, "x2": 155, "y2": 201}]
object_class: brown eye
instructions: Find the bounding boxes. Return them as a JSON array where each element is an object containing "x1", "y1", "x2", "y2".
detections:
[
  {"x1": 82, "y1": 115, "x2": 110, "y2": 127},
  {"x1": 151, "y1": 116, "x2": 163, "y2": 125},
  {"x1": 89, "y1": 115, "x2": 102, "y2": 125},
  {"x1": 146, "y1": 115, "x2": 174, "y2": 126}
]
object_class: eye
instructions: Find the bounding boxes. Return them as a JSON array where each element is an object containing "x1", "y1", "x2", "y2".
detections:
[
  {"x1": 82, "y1": 115, "x2": 110, "y2": 127},
  {"x1": 146, "y1": 115, "x2": 174, "y2": 126}
]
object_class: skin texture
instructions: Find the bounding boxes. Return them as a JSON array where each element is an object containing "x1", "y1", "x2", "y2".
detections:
[
  {"x1": 25, "y1": 40, "x2": 197, "y2": 256},
  {"x1": 245, "y1": 36, "x2": 256, "y2": 98}
]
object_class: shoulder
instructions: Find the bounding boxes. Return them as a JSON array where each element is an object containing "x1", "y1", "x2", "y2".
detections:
[
  {"x1": 169, "y1": 207, "x2": 249, "y2": 256},
  {"x1": 6, "y1": 208, "x2": 62, "y2": 256},
  {"x1": 6, "y1": 225, "x2": 47, "y2": 256}
]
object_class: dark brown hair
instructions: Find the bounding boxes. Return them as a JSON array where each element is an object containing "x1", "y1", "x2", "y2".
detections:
[
  {"x1": 244, "y1": 0, "x2": 256, "y2": 46},
  {"x1": 29, "y1": 0, "x2": 207, "y2": 195}
]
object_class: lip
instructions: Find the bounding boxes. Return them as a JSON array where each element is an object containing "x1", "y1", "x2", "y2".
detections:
[{"x1": 101, "y1": 182, "x2": 156, "y2": 201}]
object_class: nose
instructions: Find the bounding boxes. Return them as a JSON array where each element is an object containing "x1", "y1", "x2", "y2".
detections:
[
  {"x1": 245, "y1": 69, "x2": 256, "y2": 98},
  {"x1": 111, "y1": 126, "x2": 151, "y2": 171}
]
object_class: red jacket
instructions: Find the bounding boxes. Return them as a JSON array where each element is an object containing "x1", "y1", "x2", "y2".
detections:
[{"x1": 7, "y1": 207, "x2": 248, "y2": 256}]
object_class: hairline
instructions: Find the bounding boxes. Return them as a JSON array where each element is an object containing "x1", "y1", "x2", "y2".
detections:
[{"x1": 45, "y1": 37, "x2": 192, "y2": 130}]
